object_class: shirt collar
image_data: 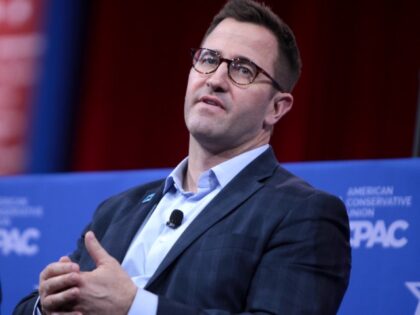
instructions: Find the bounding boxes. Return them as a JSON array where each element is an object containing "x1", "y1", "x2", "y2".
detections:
[
  {"x1": 211, "y1": 144, "x2": 269, "y2": 187},
  {"x1": 163, "y1": 157, "x2": 188, "y2": 194},
  {"x1": 163, "y1": 144, "x2": 269, "y2": 194}
]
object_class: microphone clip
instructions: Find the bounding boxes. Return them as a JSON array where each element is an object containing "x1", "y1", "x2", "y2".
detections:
[{"x1": 166, "y1": 209, "x2": 184, "y2": 229}]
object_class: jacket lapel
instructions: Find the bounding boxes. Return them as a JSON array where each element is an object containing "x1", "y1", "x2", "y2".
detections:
[
  {"x1": 105, "y1": 184, "x2": 165, "y2": 263},
  {"x1": 145, "y1": 148, "x2": 279, "y2": 288}
]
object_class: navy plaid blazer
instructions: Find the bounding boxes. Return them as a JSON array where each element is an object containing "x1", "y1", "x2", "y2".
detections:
[{"x1": 14, "y1": 148, "x2": 351, "y2": 315}]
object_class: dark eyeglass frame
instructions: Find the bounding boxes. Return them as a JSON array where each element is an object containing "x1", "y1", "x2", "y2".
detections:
[{"x1": 191, "y1": 48, "x2": 284, "y2": 92}]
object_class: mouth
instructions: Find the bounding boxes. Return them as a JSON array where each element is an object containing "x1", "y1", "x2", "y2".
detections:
[{"x1": 199, "y1": 96, "x2": 225, "y2": 110}]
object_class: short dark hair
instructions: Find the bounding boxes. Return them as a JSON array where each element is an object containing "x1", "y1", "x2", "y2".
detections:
[{"x1": 204, "y1": 0, "x2": 302, "y2": 92}]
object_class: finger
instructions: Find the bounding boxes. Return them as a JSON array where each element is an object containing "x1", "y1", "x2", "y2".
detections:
[
  {"x1": 41, "y1": 287, "x2": 80, "y2": 313},
  {"x1": 39, "y1": 272, "x2": 81, "y2": 297},
  {"x1": 84, "y1": 231, "x2": 112, "y2": 266},
  {"x1": 59, "y1": 256, "x2": 72, "y2": 263},
  {"x1": 40, "y1": 261, "x2": 80, "y2": 282}
]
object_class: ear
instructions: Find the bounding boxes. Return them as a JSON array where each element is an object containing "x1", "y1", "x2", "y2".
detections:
[{"x1": 263, "y1": 92, "x2": 293, "y2": 127}]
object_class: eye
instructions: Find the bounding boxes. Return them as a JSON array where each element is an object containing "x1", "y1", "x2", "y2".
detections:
[
  {"x1": 197, "y1": 51, "x2": 219, "y2": 66},
  {"x1": 232, "y1": 60, "x2": 256, "y2": 79},
  {"x1": 237, "y1": 66, "x2": 252, "y2": 75}
]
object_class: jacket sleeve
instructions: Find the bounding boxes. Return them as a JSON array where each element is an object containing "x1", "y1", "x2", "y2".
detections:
[{"x1": 12, "y1": 291, "x2": 39, "y2": 315}]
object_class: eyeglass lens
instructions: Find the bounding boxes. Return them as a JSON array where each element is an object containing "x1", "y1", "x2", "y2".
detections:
[{"x1": 192, "y1": 48, "x2": 258, "y2": 85}]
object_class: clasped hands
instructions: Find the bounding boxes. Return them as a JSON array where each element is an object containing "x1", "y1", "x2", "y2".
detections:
[{"x1": 38, "y1": 231, "x2": 137, "y2": 315}]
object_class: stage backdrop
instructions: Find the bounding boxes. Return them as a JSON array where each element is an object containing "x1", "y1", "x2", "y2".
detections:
[{"x1": 1, "y1": 158, "x2": 419, "y2": 314}]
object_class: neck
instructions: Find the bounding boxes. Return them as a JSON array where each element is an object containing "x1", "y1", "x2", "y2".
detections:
[{"x1": 182, "y1": 135, "x2": 268, "y2": 192}]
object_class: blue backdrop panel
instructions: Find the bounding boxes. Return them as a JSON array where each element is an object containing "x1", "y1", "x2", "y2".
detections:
[
  {"x1": 288, "y1": 159, "x2": 420, "y2": 315},
  {"x1": 1, "y1": 159, "x2": 419, "y2": 314}
]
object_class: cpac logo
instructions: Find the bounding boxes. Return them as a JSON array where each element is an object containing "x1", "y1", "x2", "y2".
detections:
[
  {"x1": 0, "y1": 228, "x2": 40, "y2": 256},
  {"x1": 350, "y1": 220, "x2": 409, "y2": 248},
  {"x1": 406, "y1": 282, "x2": 420, "y2": 315}
]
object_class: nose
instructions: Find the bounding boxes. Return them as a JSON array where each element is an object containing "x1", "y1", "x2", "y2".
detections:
[{"x1": 206, "y1": 62, "x2": 230, "y2": 92}]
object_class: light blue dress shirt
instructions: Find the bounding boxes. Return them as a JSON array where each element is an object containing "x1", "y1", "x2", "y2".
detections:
[{"x1": 124, "y1": 144, "x2": 269, "y2": 315}]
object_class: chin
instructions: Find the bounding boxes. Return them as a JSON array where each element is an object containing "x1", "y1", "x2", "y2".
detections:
[
  {"x1": 190, "y1": 128, "x2": 226, "y2": 146},
  {"x1": 187, "y1": 117, "x2": 220, "y2": 134}
]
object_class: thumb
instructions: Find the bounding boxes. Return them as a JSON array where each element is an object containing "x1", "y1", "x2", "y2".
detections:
[{"x1": 84, "y1": 231, "x2": 112, "y2": 266}]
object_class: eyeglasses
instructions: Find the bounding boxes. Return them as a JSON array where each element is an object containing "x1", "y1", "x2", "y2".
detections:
[{"x1": 191, "y1": 48, "x2": 284, "y2": 92}]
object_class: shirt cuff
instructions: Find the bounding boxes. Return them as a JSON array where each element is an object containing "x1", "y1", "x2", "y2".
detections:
[
  {"x1": 127, "y1": 288, "x2": 158, "y2": 315},
  {"x1": 33, "y1": 295, "x2": 42, "y2": 315}
]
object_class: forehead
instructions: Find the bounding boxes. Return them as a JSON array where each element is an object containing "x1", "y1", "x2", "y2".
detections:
[{"x1": 202, "y1": 18, "x2": 278, "y2": 70}]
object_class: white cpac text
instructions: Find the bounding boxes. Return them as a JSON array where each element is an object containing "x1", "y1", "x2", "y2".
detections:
[
  {"x1": 350, "y1": 220, "x2": 408, "y2": 248},
  {"x1": 0, "y1": 227, "x2": 40, "y2": 255}
]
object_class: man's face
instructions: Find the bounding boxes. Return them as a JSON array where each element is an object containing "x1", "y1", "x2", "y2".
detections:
[{"x1": 184, "y1": 18, "x2": 292, "y2": 153}]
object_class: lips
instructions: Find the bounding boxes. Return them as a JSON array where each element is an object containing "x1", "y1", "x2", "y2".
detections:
[{"x1": 199, "y1": 95, "x2": 225, "y2": 110}]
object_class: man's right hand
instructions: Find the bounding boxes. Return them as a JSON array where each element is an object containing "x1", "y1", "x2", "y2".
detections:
[{"x1": 38, "y1": 256, "x2": 82, "y2": 314}]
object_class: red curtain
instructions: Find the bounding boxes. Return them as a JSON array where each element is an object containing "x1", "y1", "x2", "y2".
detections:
[{"x1": 73, "y1": 0, "x2": 420, "y2": 171}]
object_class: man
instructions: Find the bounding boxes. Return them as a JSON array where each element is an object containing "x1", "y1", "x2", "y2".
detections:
[{"x1": 14, "y1": 0, "x2": 351, "y2": 314}]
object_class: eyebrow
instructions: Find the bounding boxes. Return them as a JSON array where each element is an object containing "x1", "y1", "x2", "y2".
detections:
[{"x1": 204, "y1": 47, "x2": 254, "y2": 62}]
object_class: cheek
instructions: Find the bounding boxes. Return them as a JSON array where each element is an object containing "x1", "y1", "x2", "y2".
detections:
[
  {"x1": 185, "y1": 71, "x2": 208, "y2": 110},
  {"x1": 186, "y1": 70, "x2": 205, "y2": 92},
  {"x1": 184, "y1": 73, "x2": 197, "y2": 106},
  {"x1": 184, "y1": 72, "x2": 200, "y2": 120},
  {"x1": 234, "y1": 93, "x2": 272, "y2": 121}
]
